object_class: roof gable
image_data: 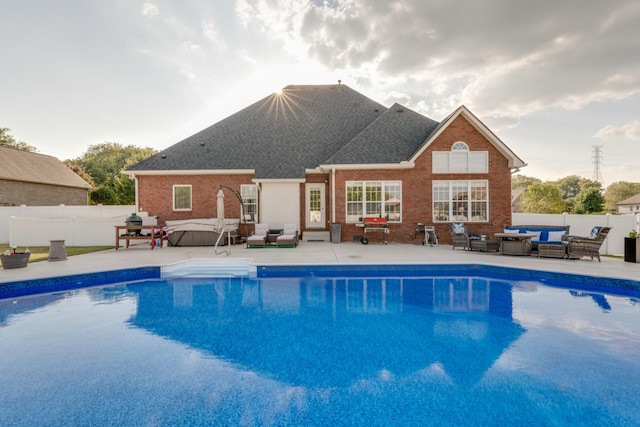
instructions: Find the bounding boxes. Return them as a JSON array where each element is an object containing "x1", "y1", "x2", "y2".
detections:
[
  {"x1": 410, "y1": 106, "x2": 527, "y2": 169},
  {"x1": 0, "y1": 146, "x2": 92, "y2": 189}
]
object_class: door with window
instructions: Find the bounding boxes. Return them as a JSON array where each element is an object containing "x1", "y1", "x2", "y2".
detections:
[{"x1": 306, "y1": 184, "x2": 325, "y2": 228}]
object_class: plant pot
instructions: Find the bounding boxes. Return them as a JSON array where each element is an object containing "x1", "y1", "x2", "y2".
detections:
[
  {"x1": 624, "y1": 237, "x2": 640, "y2": 263},
  {"x1": 1, "y1": 252, "x2": 30, "y2": 269}
]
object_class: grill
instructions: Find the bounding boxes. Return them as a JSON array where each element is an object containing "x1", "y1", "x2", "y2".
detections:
[{"x1": 361, "y1": 217, "x2": 389, "y2": 245}]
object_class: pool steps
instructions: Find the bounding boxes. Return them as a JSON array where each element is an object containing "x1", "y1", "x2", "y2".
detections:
[{"x1": 162, "y1": 258, "x2": 254, "y2": 278}]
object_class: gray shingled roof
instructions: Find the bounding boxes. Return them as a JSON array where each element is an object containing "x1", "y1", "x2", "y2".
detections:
[
  {"x1": 0, "y1": 146, "x2": 92, "y2": 189},
  {"x1": 128, "y1": 84, "x2": 438, "y2": 179},
  {"x1": 617, "y1": 193, "x2": 640, "y2": 205},
  {"x1": 326, "y1": 103, "x2": 439, "y2": 164}
]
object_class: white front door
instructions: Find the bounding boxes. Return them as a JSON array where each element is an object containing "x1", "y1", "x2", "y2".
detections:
[{"x1": 306, "y1": 184, "x2": 325, "y2": 229}]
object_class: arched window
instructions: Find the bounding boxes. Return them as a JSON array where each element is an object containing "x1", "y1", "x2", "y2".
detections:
[{"x1": 432, "y1": 141, "x2": 488, "y2": 173}]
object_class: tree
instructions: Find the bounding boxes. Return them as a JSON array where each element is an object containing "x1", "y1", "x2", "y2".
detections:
[
  {"x1": 520, "y1": 183, "x2": 566, "y2": 213},
  {"x1": 70, "y1": 142, "x2": 156, "y2": 205},
  {"x1": 0, "y1": 128, "x2": 37, "y2": 152},
  {"x1": 551, "y1": 175, "x2": 602, "y2": 212},
  {"x1": 603, "y1": 181, "x2": 640, "y2": 212},
  {"x1": 90, "y1": 185, "x2": 117, "y2": 205},
  {"x1": 512, "y1": 174, "x2": 541, "y2": 189},
  {"x1": 64, "y1": 161, "x2": 95, "y2": 187},
  {"x1": 554, "y1": 175, "x2": 601, "y2": 199},
  {"x1": 573, "y1": 188, "x2": 605, "y2": 213}
]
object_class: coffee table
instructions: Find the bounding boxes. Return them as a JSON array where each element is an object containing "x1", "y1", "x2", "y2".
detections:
[{"x1": 494, "y1": 233, "x2": 537, "y2": 256}]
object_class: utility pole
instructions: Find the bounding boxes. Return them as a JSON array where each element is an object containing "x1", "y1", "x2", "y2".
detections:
[{"x1": 591, "y1": 145, "x2": 603, "y2": 185}]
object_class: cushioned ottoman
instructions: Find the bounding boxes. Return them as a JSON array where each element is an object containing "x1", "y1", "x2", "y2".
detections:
[
  {"x1": 538, "y1": 243, "x2": 566, "y2": 259},
  {"x1": 470, "y1": 240, "x2": 499, "y2": 252}
]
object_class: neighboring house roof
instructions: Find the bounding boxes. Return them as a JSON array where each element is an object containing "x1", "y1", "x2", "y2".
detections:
[
  {"x1": 617, "y1": 193, "x2": 640, "y2": 206},
  {"x1": 511, "y1": 187, "x2": 526, "y2": 213},
  {"x1": 128, "y1": 84, "x2": 526, "y2": 179},
  {"x1": 0, "y1": 146, "x2": 92, "y2": 189}
]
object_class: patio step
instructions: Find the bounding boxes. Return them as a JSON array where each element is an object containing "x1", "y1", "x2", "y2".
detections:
[{"x1": 302, "y1": 231, "x2": 331, "y2": 242}]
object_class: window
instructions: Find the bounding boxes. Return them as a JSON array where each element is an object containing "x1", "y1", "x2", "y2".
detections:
[
  {"x1": 433, "y1": 142, "x2": 488, "y2": 173},
  {"x1": 433, "y1": 180, "x2": 488, "y2": 222},
  {"x1": 346, "y1": 181, "x2": 402, "y2": 223},
  {"x1": 173, "y1": 185, "x2": 192, "y2": 211},
  {"x1": 241, "y1": 184, "x2": 258, "y2": 222}
]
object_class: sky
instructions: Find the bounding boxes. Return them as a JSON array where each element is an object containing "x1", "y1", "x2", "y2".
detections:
[{"x1": 1, "y1": 0, "x2": 639, "y2": 187}]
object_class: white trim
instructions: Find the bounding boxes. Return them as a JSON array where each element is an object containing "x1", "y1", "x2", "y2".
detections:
[
  {"x1": 318, "y1": 162, "x2": 414, "y2": 171},
  {"x1": 252, "y1": 178, "x2": 306, "y2": 184},
  {"x1": 127, "y1": 169, "x2": 254, "y2": 177}
]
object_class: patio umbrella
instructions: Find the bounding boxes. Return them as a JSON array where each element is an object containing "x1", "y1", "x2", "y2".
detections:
[
  {"x1": 215, "y1": 189, "x2": 229, "y2": 255},
  {"x1": 216, "y1": 189, "x2": 225, "y2": 232}
]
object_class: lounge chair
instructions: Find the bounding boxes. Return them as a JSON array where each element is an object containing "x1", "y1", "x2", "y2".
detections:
[
  {"x1": 448, "y1": 222, "x2": 481, "y2": 250},
  {"x1": 566, "y1": 226, "x2": 611, "y2": 262},
  {"x1": 276, "y1": 223, "x2": 299, "y2": 247},
  {"x1": 246, "y1": 223, "x2": 269, "y2": 248}
]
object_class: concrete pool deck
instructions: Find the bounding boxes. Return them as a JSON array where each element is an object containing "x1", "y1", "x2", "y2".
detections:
[{"x1": 1, "y1": 240, "x2": 639, "y2": 284}]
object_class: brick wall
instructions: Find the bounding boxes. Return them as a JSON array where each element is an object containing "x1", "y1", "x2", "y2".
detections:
[
  {"x1": 332, "y1": 115, "x2": 513, "y2": 244},
  {"x1": 137, "y1": 115, "x2": 515, "y2": 244},
  {"x1": 0, "y1": 180, "x2": 88, "y2": 206},
  {"x1": 137, "y1": 174, "x2": 255, "y2": 224}
]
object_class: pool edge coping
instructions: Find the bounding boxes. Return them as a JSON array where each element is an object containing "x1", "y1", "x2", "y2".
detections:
[{"x1": 1, "y1": 259, "x2": 639, "y2": 300}]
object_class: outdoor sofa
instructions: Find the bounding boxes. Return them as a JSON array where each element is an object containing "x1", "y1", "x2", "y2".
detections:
[{"x1": 503, "y1": 225, "x2": 570, "y2": 253}]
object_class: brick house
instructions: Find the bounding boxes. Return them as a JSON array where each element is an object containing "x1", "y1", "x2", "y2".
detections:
[
  {"x1": 0, "y1": 146, "x2": 91, "y2": 206},
  {"x1": 126, "y1": 84, "x2": 526, "y2": 244}
]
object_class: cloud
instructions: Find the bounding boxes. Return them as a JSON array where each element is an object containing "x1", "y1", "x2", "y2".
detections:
[
  {"x1": 594, "y1": 121, "x2": 640, "y2": 141},
  {"x1": 239, "y1": 0, "x2": 640, "y2": 122},
  {"x1": 142, "y1": 2, "x2": 159, "y2": 17}
]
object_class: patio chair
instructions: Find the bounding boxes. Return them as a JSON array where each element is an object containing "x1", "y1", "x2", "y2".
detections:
[
  {"x1": 246, "y1": 223, "x2": 269, "y2": 248},
  {"x1": 566, "y1": 226, "x2": 611, "y2": 262},
  {"x1": 276, "y1": 223, "x2": 299, "y2": 247},
  {"x1": 448, "y1": 222, "x2": 481, "y2": 250}
]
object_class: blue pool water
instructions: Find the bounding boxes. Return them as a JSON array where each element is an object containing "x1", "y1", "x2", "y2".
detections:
[{"x1": 1, "y1": 266, "x2": 639, "y2": 426}]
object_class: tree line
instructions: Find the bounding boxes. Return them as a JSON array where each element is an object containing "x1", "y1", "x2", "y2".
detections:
[{"x1": 513, "y1": 174, "x2": 640, "y2": 214}]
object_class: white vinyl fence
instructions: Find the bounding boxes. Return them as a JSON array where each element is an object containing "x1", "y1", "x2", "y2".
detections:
[
  {"x1": 2, "y1": 206, "x2": 639, "y2": 254},
  {"x1": 512, "y1": 212, "x2": 640, "y2": 256},
  {"x1": 1, "y1": 205, "x2": 156, "y2": 247}
]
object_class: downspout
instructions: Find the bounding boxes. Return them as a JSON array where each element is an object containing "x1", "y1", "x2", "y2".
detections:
[
  {"x1": 332, "y1": 168, "x2": 336, "y2": 224},
  {"x1": 133, "y1": 175, "x2": 140, "y2": 212}
]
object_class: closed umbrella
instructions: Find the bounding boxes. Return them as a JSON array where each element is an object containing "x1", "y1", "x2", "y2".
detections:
[
  {"x1": 215, "y1": 189, "x2": 229, "y2": 255},
  {"x1": 216, "y1": 189, "x2": 225, "y2": 232}
]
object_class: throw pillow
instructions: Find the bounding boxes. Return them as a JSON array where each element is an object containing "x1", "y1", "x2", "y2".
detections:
[
  {"x1": 588, "y1": 226, "x2": 602, "y2": 239},
  {"x1": 547, "y1": 231, "x2": 565, "y2": 241},
  {"x1": 452, "y1": 223, "x2": 466, "y2": 234}
]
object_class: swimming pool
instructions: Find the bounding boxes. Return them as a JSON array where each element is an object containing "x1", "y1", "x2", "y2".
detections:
[{"x1": 1, "y1": 265, "x2": 639, "y2": 426}]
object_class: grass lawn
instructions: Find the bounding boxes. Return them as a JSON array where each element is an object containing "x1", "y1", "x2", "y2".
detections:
[{"x1": 1, "y1": 243, "x2": 113, "y2": 263}]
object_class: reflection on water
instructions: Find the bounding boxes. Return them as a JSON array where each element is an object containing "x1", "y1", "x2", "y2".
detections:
[
  {"x1": 2, "y1": 274, "x2": 639, "y2": 426},
  {"x1": 128, "y1": 276, "x2": 524, "y2": 388}
]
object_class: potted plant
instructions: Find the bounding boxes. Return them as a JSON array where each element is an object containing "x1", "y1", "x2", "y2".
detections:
[
  {"x1": 0, "y1": 246, "x2": 31, "y2": 269},
  {"x1": 624, "y1": 230, "x2": 639, "y2": 263}
]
